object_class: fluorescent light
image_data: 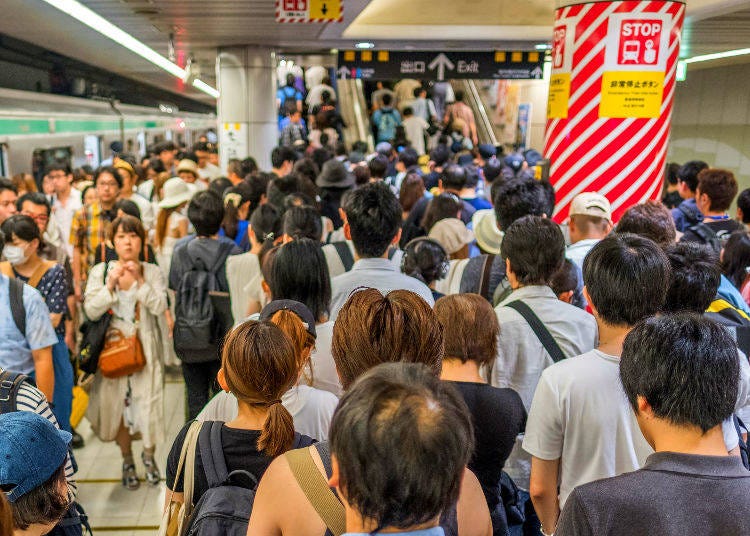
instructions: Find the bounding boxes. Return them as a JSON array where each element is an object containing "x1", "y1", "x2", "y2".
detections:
[
  {"x1": 535, "y1": 43, "x2": 551, "y2": 50},
  {"x1": 38, "y1": 0, "x2": 219, "y2": 98},
  {"x1": 684, "y1": 47, "x2": 750, "y2": 64},
  {"x1": 355, "y1": 42, "x2": 375, "y2": 49},
  {"x1": 676, "y1": 60, "x2": 687, "y2": 82}
]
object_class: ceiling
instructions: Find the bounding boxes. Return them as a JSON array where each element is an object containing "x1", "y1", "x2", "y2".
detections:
[{"x1": 0, "y1": 0, "x2": 748, "y2": 106}]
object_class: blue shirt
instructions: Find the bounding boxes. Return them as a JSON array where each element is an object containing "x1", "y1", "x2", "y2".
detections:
[
  {"x1": 671, "y1": 198, "x2": 702, "y2": 232},
  {"x1": 0, "y1": 274, "x2": 58, "y2": 374},
  {"x1": 343, "y1": 529, "x2": 443, "y2": 536},
  {"x1": 719, "y1": 274, "x2": 750, "y2": 315}
]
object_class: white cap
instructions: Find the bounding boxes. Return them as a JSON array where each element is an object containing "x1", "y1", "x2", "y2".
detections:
[
  {"x1": 569, "y1": 192, "x2": 612, "y2": 222},
  {"x1": 158, "y1": 177, "x2": 193, "y2": 209}
]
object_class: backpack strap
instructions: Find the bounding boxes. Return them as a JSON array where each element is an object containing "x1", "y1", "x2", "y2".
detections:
[
  {"x1": 28, "y1": 260, "x2": 57, "y2": 289},
  {"x1": 332, "y1": 242, "x2": 354, "y2": 272},
  {"x1": 285, "y1": 447, "x2": 345, "y2": 536},
  {"x1": 8, "y1": 277, "x2": 26, "y2": 336},
  {"x1": 688, "y1": 222, "x2": 720, "y2": 253},
  {"x1": 478, "y1": 254, "x2": 496, "y2": 301},
  {"x1": 0, "y1": 261, "x2": 12, "y2": 278},
  {"x1": 506, "y1": 300, "x2": 566, "y2": 364},
  {"x1": 0, "y1": 370, "x2": 30, "y2": 414},
  {"x1": 198, "y1": 421, "x2": 230, "y2": 489},
  {"x1": 733, "y1": 415, "x2": 750, "y2": 470}
]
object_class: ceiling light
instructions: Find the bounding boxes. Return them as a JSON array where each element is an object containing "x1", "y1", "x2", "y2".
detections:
[
  {"x1": 535, "y1": 43, "x2": 552, "y2": 50},
  {"x1": 355, "y1": 42, "x2": 375, "y2": 50},
  {"x1": 684, "y1": 47, "x2": 750, "y2": 64},
  {"x1": 37, "y1": 0, "x2": 219, "y2": 99}
]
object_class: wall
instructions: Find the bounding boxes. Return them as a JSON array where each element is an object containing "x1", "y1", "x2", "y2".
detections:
[{"x1": 668, "y1": 62, "x2": 750, "y2": 193}]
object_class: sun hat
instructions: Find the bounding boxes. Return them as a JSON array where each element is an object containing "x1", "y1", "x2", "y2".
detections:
[
  {"x1": 177, "y1": 159, "x2": 199, "y2": 177},
  {"x1": 569, "y1": 192, "x2": 612, "y2": 222},
  {"x1": 316, "y1": 159, "x2": 355, "y2": 189},
  {"x1": 428, "y1": 218, "x2": 475, "y2": 255},
  {"x1": 158, "y1": 177, "x2": 193, "y2": 209},
  {"x1": 472, "y1": 209, "x2": 503, "y2": 254}
]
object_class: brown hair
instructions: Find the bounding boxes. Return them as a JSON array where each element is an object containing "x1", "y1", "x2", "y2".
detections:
[
  {"x1": 0, "y1": 492, "x2": 12, "y2": 536},
  {"x1": 434, "y1": 294, "x2": 499, "y2": 366},
  {"x1": 615, "y1": 201, "x2": 676, "y2": 248},
  {"x1": 697, "y1": 168, "x2": 738, "y2": 212},
  {"x1": 270, "y1": 309, "x2": 316, "y2": 376},
  {"x1": 154, "y1": 205, "x2": 179, "y2": 249},
  {"x1": 222, "y1": 320, "x2": 298, "y2": 457},
  {"x1": 11, "y1": 173, "x2": 37, "y2": 195},
  {"x1": 332, "y1": 288, "x2": 444, "y2": 390},
  {"x1": 399, "y1": 174, "x2": 426, "y2": 214},
  {"x1": 109, "y1": 214, "x2": 146, "y2": 244}
]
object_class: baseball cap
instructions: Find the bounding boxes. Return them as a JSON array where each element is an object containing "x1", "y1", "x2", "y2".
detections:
[
  {"x1": 0, "y1": 412, "x2": 71, "y2": 503},
  {"x1": 259, "y1": 300, "x2": 317, "y2": 339},
  {"x1": 503, "y1": 152, "x2": 525, "y2": 173},
  {"x1": 428, "y1": 218, "x2": 475, "y2": 255},
  {"x1": 477, "y1": 144, "x2": 497, "y2": 160},
  {"x1": 375, "y1": 142, "x2": 393, "y2": 155},
  {"x1": 569, "y1": 192, "x2": 612, "y2": 222}
]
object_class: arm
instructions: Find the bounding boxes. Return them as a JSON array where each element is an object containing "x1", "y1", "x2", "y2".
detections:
[
  {"x1": 456, "y1": 468, "x2": 492, "y2": 536},
  {"x1": 530, "y1": 456, "x2": 561, "y2": 535},
  {"x1": 83, "y1": 264, "x2": 117, "y2": 321},
  {"x1": 32, "y1": 346, "x2": 55, "y2": 403}
]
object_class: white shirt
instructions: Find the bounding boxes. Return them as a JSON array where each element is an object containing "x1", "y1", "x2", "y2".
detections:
[
  {"x1": 52, "y1": 188, "x2": 82, "y2": 257},
  {"x1": 126, "y1": 192, "x2": 155, "y2": 230},
  {"x1": 308, "y1": 321, "x2": 342, "y2": 396},
  {"x1": 225, "y1": 252, "x2": 264, "y2": 325},
  {"x1": 306, "y1": 84, "x2": 336, "y2": 107},
  {"x1": 566, "y1": 238, "x2": 601, "y2": 269},
  {"x1": 403, "y1": 116, "x2": 430, "y2": 156},
  {"x1": 198, "y1": 162, "x2": 223, "y2": 181},
  {"x1": 322, "y1": 240, "x2": 403, "y2": 279}
]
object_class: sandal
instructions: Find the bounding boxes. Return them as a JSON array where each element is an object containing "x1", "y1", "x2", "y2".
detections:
[
  {"x1": 142, "y1": 452, "x2": 161, "y2": 486},
  {"x1": 122, "y1": 462, "x2": 140, "y2": 490}
]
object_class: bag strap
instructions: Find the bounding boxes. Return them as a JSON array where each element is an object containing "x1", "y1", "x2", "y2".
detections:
[
  {"x1": 285, "y1": 447, "x2": 345, "y2": 536},
  {"x1": 198, "y1": 421, "x2": 230, "y2": 488},
  {"x1": 733, "y1": 415, "x2": 750, "y2": 470},
  {"x1": 689, "y1": 222, "x2": 720, "y2": 252},
  {"x1": 332, "y1": 242, "x2": 354, "y2": 272},
  {"x1": 8, "y1": 277, "x2": 26, "y2": 336},
  {"x1": 28, "y1": 260, "x2": 56, "y2": 289},
  {"x1": 0, "y1": 261, "x2": 12, "y2": 278},
  {"x1": 478, "y1": 254, "x2": 495, "y2": 301},
  {"x1": 506, "y1": 300, "x2": 566, "y2": 364},
  {"x1": 0, "y1": 370, "x2": 29, "y2": 414}
]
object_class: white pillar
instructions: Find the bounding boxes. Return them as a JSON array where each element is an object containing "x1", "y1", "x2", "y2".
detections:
[{"x1": 217, "y1": 46, "x2": 277, "y2": 171}]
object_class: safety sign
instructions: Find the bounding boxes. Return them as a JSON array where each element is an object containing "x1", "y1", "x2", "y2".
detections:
[
  {"x1": 547, "y1": 21, "x2": 574, "y2": 119},
  {"x1": 275, "y1": 0, "x2": 343, "y2": 23}
]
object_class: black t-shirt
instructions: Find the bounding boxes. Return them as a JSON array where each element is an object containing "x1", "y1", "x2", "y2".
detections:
[
  {"x1": 680, "y1": 219, "x2": 744, "y2": 248},
  {"x1": 446, "y1": 381, "x2": 526, "y2": 509},
  {"x1": 166, "y1": 420, "x2": 314, "y2": 503}
]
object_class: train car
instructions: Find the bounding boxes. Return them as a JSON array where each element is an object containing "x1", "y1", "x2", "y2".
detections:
[{"x1": 0, "y1": 88, "x2": 216, "y2": 181}]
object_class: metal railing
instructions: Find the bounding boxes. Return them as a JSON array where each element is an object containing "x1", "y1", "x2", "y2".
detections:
[
  {"x1": 457, "y1": 79, "x2": 498, "y2": 146},
  {"x1": 337, "y1": 78, "x2": 374, "y2": 151}
]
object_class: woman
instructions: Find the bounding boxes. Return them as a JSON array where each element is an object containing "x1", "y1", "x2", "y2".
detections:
[
  {"x1": 84, "y1": 215, "x2": 167, "y2": 490},
  {"x1": 154, "y1": 177, "x2": 191, "y2": 276},
  {"x1": 11, "y1": 173, "x2": 37, "y2": 196},
  {"x1": 436, "y1": 294, "x2": 526, "y2": 536},
  {"x1": 722, "y1": 231, "x2": 750, "y2": 306},
  {"x1": 0, "y1": 215, "x2": 73, "y2": 432},
  {"x1": 219, "y1": 182, "x2": 254, "y2": 250},
  {"x1": 429, "y1": 217, "x2": 475, "y2": 260},
  {"x1": 80, "y1": 183, "x2": 97, "y2": 206},
  {"x1": 165, "y1": 320, "x2": 315, "y2": 508},
  {"x1": 198, "y1": 300, "x2": 339, "y2": 441},
  {"x1": 401, "y1": 237, "x2": 450, "y2": 302}
]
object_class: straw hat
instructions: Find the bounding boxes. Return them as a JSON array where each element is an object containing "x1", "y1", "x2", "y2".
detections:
[
  {"x1": 428, "y1": 218, "x2": 475, "y2": 255},
  {"x1": 158, "y1": 177, "x2": 193, "y2": 209}
]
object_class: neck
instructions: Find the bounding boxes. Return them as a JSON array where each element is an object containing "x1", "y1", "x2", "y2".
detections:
[
  {"x1": 227, "y1": 401, "x2": 270, "y2": 430},
  {"x1": 650, "y1": 423, "x2": 729, "y2": 456},
  {"x1": 13, "y1": 253, "x2": 41, "y2": 275},
  {"x1": 440, "y1": 358, "x2": 485, "y2": 383},
  {"x1": 458, "y1": 187, "x2": 476, "y2": 198},
  {"x1": 596, "y1": 320, "x2": 631, "y2": 356},
  {"x1": 100, "y1": 200, "x2": 115, "y2": 210},
  {"x1": 703, "y1": 211, "x2": 727, "y2": 221},
  {"x1": 57, "y1": 186, "x2": 71, "y2": 201},
  {"x1": 229, "y1": 175, "x2": 242, "y2": 186},
  {"x1": 344, "y1": 505, "x2": 439, "y2": 534}
]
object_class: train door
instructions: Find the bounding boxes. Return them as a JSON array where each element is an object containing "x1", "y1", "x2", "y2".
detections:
[
  {"x1": 0, "y1": 144, "x2": 8, "y2": 177},
  {"x1": 84, "y1": 135, "x2": 102, "y2": 168}
]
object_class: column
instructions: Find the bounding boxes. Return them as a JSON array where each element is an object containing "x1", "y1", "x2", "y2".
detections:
[
  {"x1": 217, "y1": 47, "x2": 277, "y2": 171},
  {"x1": 544, "y1": 0, "x2": 685, "y2": 222}
]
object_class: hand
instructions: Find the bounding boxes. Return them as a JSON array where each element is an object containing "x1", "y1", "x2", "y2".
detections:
[
  {"x1": 106, "y1": 265, "x2": 124, "y2": 291},
  {"x1": 74, "y1": 284, "x2": 83, "y2": 303},
  {"x1": 123, "y1": 261, "x2": 144, "y2": 283},
  {"x1": 65, "y1": 331, "x2": 76, "y2": 352}
]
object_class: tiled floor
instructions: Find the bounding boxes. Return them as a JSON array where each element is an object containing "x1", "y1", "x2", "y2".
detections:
[{"x1": 74, "y1": 371, "x2": 186, "y2": 533}]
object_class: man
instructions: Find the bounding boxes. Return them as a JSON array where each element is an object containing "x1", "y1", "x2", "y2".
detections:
[
  {"x1": 114, "y1": 160, "x2": 154, "y2": 229},
  {"x1": 389, "y1": 147, "x2": 422, "y2": 192},
  {"x1": 47, "y1": 163, "x2": 82, "y2": 258},
  {"x1": 444, "y1": 91, "x2": 478, "y2": 146},
  {"x1": 524, "y1": 234, "x2": 670, "y2": 535},
  {"x1": 371, "y1": 93, "x2": 401, "y2": 144},
  {"x1": 556, "y1": 314, "x2": 750, "y2": 535},
  {"x1": 226, "y1": 158, "x2": 244, "y2": 186},
  {"x1": 661, "y1": 161, "x2": 682, "y2": 209},
  {"x1": 410, "y1": 86, "x2": 438, "y2": 124},
  {"x1": 192, "y1": 141, "x2": 222, "y2": 181},
  {"x1": 671, "y1": 160, "x2": 708, "y2": 232},
  {"x1": 423, "y1": 144, "x2": 451, "y2": 190},
  {"x1": 169, "y1": 191, "x2": 241, "y2": 419},
  {"x1": 270, "y1": 146, "x2": 298, "y2": 179},
  {"x1": 155, "y1": 141, "x2": 177, "y2": 175},
  {"x1": 371, "y1": 81, "x2": 396, "y2": 110},
  {"x1": 0, "y1": 412, "x2": 72, "y2": 536},
  {"x1": 0, "y1": 178, "x2": 18, "y2": 225},
  {"x1": 615, "y1": 200, "x2": 677, "y2": 249},
  {"x1": 401, "y1": 107, "x2": 430, "y2": 156},
  {"x1": 565, "y1": 192, "x2": 613, "y2": 269},
  {"x1": 306, "y1": 75, "x2": 336, "y2": 108},
  {"x1": 329, "y1": 182, "x2": 434, "y2": 319},
  {"x1": 277, "y1": 73, "x2": 304, "y2": 128},
  {"x1": 460, "y1": 165, "x2": 493, "y2": 211},
  {"x1": 280, "y1": 109, "x2": 308, "y2": 148},
  {"x1": 0, "y1": 232, "x2": 56, "y2": 404},
  {"x1": 367, "y1": 154, "x2": 389, "y2": 183},
  {"x1": 328, "y1": 363, "x2": 474, "y2": 536}
]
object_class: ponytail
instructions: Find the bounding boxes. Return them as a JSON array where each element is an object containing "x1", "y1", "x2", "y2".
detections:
[
  {"x1": 250, "y1": 204, "x2": 282, "y2": 265},
  {"x1": 221, "y1": 192, "x2": 242, "y2": 240},
  {"x1": 257, "y1": 401, "x2": 295, "y2": 457}
]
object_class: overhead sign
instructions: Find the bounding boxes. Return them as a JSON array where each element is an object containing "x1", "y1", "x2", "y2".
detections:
[
  {"x1": 337, "y1": 50, "x2": 545, "y2": 81},
  {"x1": 275, "y1": 0, "x2": 342, "y2": 23}
]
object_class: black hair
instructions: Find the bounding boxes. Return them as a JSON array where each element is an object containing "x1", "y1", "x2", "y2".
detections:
[
  {"x1": 677, "y1": 160, "x2": 708, "y2": 192},
  {"x1": 401, "y1": 238, "x2": 449, "y2": 286},
  {"x1": 440, "y1": 164, "x2": 467, "y2": 192},
  {"x1": 283, "y1": 205, "x2": 323, "y2": 242},
  {"x1": 483, "y1": 158, "x2": 503, "y2": 183},
  {"x1": 286, "y1": 73, "x2": 295, "y2": 87},
  {"x1": 738, "y1": 189, "x2": 750, "y2": 224},
  {"x1": 381, "y1": 93, "x2": 393, "y2": 106},
  {"x1": 367, "y1": 155, "x2": 389, "y2": 179},
  {"x1": 293, "y1": 158, "x2": 320, "y2": 184},
  {"x1": 114, "y1": 199, "x2": 141, "y2": 220},
  {"x1": 722, "y1": 231, "x2": 750, "y2": 289},
  {"x1": 271, "y1": 146, "x2": 298, "y2": 169},
  {"x1": 208, "y1": 177, "x2": 233, "y2": 197},
  {"x1": 663, "y1": 242, "x2": 720, "y2": 313},
  {"x1": 463, "y1": 165, "x2": 480, "y2": 189},
  {"x1": 334, "y1": 142, "x2": 348, "y2": 158},
  {"x1": 0, "y1": 177, "x2": 17, "y2": 195},
  {"x1": 539, "y1": 180, "x2": 556, "y2": 218},
  {"x1": 352, "y1": 141, "x2": 369, "y2": 154},
  {"x1": 94, "y1": 166, "x2": 123, "y2": 189},
  {"x1": 329, "y1": 363, "x2": 473, "y2": 531},
  {"x1": 343, "y1": 182, "x2": 401, "y2": 258},
  {"x1": 17, "y1": 192, "x2": 51, "y2": 216},
  {"x1": 492, "y1": 177, "x2": 549, "y2": 230},
  {"x1": 549, "y1": 258, "x2": 579, "y2": 296},
  {"x1": 353, "y1": 166, "x2": 371, "y2": 186},
  {"x1": 45, "y1": 162, "x2": 71, "y2": 176},
  {"x1": 620, "y1": 313, "x2": 739, "y2": 433},
  {"x1": 269, "y1": 238, "x2": 331, "y2": 322},
  {"x1": 267, "y1": 174, "x2": 302, "y2": 212},
  {"x1": 192, "y1": 141, "x2": 210, "y2": 153},
  {"x1": 1, "y1": 214, "x2": 41, "y2": 244},
  {"x1": 8, "y1": 463, "x2": 69, "y2": 531},
  {"x1": 241, "y1": 157, "x2": 259, "y2": 178},
  {"x1": 421, "y1": 193, "x2": 462, "y2": 233},
  {"x1": 311, "y1": 148, "x2": 332, "y2": 170},
  {"x1": 249, "y1": 204, "x2": 282, "y2": 264},
  {"x1": 398, "y1": 147, "x2": 419, "y2": 169},
  {"x1": 583, "y1": 233, "x2": 670, "y2": 325},
  {"x1": 665, "y1": 162, "x2": 680, "y2": 186},
  {"x1": 221, "y1": 182, "x2": 254, "y2": 240},
  {"x1": 430, "y1": 145, "x2": 451, "y2": 167},
  {"x1": 501, "y1": 216, "x2": 564, "y2": 286},
  {"x1": 187, "y1": 190, "x2": 224, "y2": 237},
  {"x1": 403, "y1": 106, "x2": 414, "y2": 116}
]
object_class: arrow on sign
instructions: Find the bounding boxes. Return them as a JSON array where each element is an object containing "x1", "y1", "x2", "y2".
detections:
[
  {"x1": 530, "y1": 66, "x2": 543, "y2": 79},
  {"x1": 338, "y1": 66, "x2": 350, "y2": 79},
  {"x1": 321, "y1": 3, "x2": 328, "y2": 14},
  {"x1": 428, "y1": 53, "x2": 455, "y2": 81}
]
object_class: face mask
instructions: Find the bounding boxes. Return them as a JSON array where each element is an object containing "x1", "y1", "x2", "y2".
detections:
[{"x1": 3, "y1": 245, "x2": 28, "y2": 266}]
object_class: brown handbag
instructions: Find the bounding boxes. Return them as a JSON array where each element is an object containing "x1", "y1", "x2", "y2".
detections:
[{"x1": 99, "y1": 304, "x2": 146, "y2": 378}]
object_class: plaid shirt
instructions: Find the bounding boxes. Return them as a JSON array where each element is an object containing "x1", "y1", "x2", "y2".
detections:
[{"x1": 69, "y1": 203, "x2": 115, "y2": 277}]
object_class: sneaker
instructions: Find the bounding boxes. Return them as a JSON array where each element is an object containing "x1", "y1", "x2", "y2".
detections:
[
  {"x1": 122, "y1": 463, "x2": 140, "y2": 490},
  {"x1": 142, "y1": 452, "x2": 161, "y2": 486},
  {"x1": 71, "y1": 430, "x2": 85, "y2": 449}
]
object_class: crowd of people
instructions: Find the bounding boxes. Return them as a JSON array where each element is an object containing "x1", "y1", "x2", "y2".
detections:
[{"x1": 1, "y1": 116, "x2": 750, "y2": 536}]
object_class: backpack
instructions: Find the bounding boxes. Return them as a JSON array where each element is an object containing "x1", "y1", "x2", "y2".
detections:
[
  {"x1": 677, "y1": 202, "x2": 703, "y2": 228},
  {"x1": 279, "y1": 86, "x2": 299, "y2": 116},
  {"x1": 376, "y1": 109, "x2": 398, "y2": 141},
  {"x1": 315, "y1": 103, "x2": 336, "y2": 129},
  {"x1": 687, "y1": 222, "x2": 722, "y2": 254},
  {"x1": 173, "y1": 240, "x2": 235, "y2": 364}
]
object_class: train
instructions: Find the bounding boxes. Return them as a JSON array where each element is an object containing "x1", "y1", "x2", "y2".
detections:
[{"x1": 0, "y1": 88, "x2": 216, "y2": 181}]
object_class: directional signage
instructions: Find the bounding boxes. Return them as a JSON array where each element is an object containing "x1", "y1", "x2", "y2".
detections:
[
  {"x1": 275, "y1": 0, "x2": 342, "y2": 23},
  {"x1": 337, "y1": 50, "x2": 545, "y2": 81}
]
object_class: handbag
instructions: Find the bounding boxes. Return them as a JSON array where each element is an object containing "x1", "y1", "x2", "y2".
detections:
[
  {"x1": 159, "y1": 421, "x2": 202, "y2": 536},
  {"x1": 77, "y1": 262, "x2": 112, "y2": 375},
  {"x1": 70, "y1": 386, "x2": 89, "y2": 429},
  {"x1": 98, "y1": 304, "x2": 146, "y2": 378}
]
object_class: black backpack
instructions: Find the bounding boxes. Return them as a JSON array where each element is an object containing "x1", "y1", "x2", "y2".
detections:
[
  {"x1": 173, "y1": 240, "x2": 235, "y2": 364},
  {"x1": 687, "y1": 222, "x2": 722, "y2": 254},
  {"x1": 77, "y1": 264, "x2": 112, "y2": 375}
]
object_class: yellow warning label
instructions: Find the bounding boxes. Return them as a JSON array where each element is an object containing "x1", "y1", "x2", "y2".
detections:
[
  {"x1": 599, "y1": 71, "x2": 664, "y2": 119},
  {"x1": 547, "y1": 73, "x2": 571, "y2": 119},
  {"x1": 310, "y1": 0, "x2": 342, "y2": 20},
  {"x1": 344, "y1": 51, "x2": 355, "y2": 62},
  {"x1": 377, "y1": 51, "x2": 389, "y2": 62}
]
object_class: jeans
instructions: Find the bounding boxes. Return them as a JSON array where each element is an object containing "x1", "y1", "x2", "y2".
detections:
[
  {"x1": 52, "y1": 334, "x2": 74, "y2": 432},
  {"x1": 182, "y1": 360, "x2": 221, "y2": 420},
  {"x1": 508, "y1": 491, "x2": 541, "y2": 536}
]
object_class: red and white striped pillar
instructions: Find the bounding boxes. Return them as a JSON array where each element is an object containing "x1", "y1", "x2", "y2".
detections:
[{"x1": 544, "y1": 0, "x2": 685, "y2": 223}]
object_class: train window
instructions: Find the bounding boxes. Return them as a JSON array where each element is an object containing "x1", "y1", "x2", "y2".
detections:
[{"x1": 32, "y1": 147, "x2": 72, "y2": 185}]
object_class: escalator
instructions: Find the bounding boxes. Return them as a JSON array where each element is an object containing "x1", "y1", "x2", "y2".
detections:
[
  {"x1": 452, "y1": 79, "x2": 499, "y2": 147},
  {"x1": 336, "y1": 78, "x2": 374, "y2": 151}
]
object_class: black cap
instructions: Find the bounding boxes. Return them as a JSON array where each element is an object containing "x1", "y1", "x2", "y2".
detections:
[{"x1": 259, "y1": 300, "x2": 317, "y2": 339}]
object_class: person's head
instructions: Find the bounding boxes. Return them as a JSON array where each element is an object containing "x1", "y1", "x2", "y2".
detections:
[
  {"x1": 0, "y1": 493, "x2": 11, "y2": 536},
  {"x1": 249, "y1": 204, "x2": 282, "y2": 263},
  {"x1": 398, "y1": 174, "x2": 425, "y2": 215},
  {"x1": 430, "y1": 145, "x2": 451, "y2": 168},
  {"x1": 401, "y1": 238, "x2": 449, "y2": 287},
  {"x1": 439, "y1": 164, "x2": 467, "y2": 193},
  {"x1": 737, "y1": 188, "x2": 750, "y2": 224},
  {"x1": 329, "y1": 363, "x2": 472, "y2": 531},
  {"x1": 268, "y1": 238, "x2": 331, "y2": 322},
  {"x1": 17, "y1": 193, "x2": 51, "y2": 234},
  {"x1": 114, "y1": 199, "x2": 141, "y2": 220},
  {"x1": 696, "y1": 168, "x2": 738, "y2": 214},
  {"x1": 1, "y1": 215, "x2": 42, "y2": 265},
  {"x1": 492, "y1": 177, "x2": 549, "y2": 231},
  {"x1": 615, "y1": 201, "x2": 677, "y2": 248},
  {"x1": 421, "y1": 193, "x2": 461, "y2": 233},
  {"x1": 342, "y1": 182, "x2": 401, "y2": 258},
  {"x1": 0, "y1": 178, "x2": 18, "y2": 225},
  {"x1": 187, "y1": 190, "x2": 224, "y2": 237},
  {"x1": 94, "y1": 166, "x2": 122, "y2": 206},
  {"x1": 292, "y1": 158, "x2": 320, "y2": 184},
  {"x1": 218, "y1": 320, "x2": 298, "y2": 457},
  {"x1": 435, "y1": 294, "x2": 498, "y2": 368},
  {"x1": 177, "y1": 159, "x2": 200, "y2": 183},
  {"x1": 402, "y1": 106, "x2": 414, "y2": 118},
  {"x1": 46, "y1": 163, "x2": 73, "y2": 196},
  {"x1": 620, "y1": 314, "x2": 739, "y2": 447},
  {"x1": 81, "y1": 184, "x2": 97, "y2": 206},
  {"x1": 663, "y1": 242, "x2": 720, "y2": 313},
  {"x1": 381, "y1": 93, "x2": 393, "y2": 107},
  {"x1": 665, "y1": 162, "x2": 680, "y2": 186},
  {"x1": 332, "y1": 289, "x2": 444, "y2": 390},
  {"x1": 285, "y1": 73, "x2": 295, "y2": 87},
  {"x1": 677, "y1": 160, "x2": 708, "y2": 197},
  {"x1": 501, "y1": 216, "x2": 564, "y2": 287},
  {"x1": 259, "y1": 301, "x2": 317, "y2": 379},
  {"x1": 483, "y1": 158, "x2": 503, "y2": 184},
  {"x1": 113, "y1": 160, "x2": 137, "y2": 193},
  {"x1": 109, "y1": 215, "x2": 145, "y2": 262},
  {"x1": 722, "y1": 231, "x2": 750, "y2": 289},
  {"x1": 283, "y1": 205, "x2": 323, "y2": 242},
  {"x1": 241, "y1": 157, "x2": 259, "y2": 178},
  {"x1": 271, "y1": 146, "x2": 298, "y2": 175},
  {"x1": 221, "y1": 183, "x2": 254, "y2": 240},
  {"x1": 0, "y1": 412, "x2": 71, "y2": 534},
  {"x1": 157, "y1": 141, "x2": 177, "y2": 167},
  {"x1": 549, "y1": 258, "x2": 579, "y2": 304},
  {"x1": 396, "y1": 148, "x2": 419, "y2": 172},
  {"x1": 462, "y1": 165, "x2": 480, "y2": 191},
  {"x1": 352, "y1": 165, "x2": 371, "y2": 186},
  {"x1": 568, "y1": 192, "x2": 613, "y2": 243},
  {"x1": 454, "y1": 90, "x2": 465, "y2": 103},
  {"x1": 10, "y1": 174, "x2": 36, "y2": 197},
  {"x1": 583, "y1": 233, "x2": 670, "y2": 327},
  {"x1": 192, "y1": 141, "x2": 211, "y2": 169},
  {"x1": 227, "y1": 159, "x2": 243, "y2": 181}
]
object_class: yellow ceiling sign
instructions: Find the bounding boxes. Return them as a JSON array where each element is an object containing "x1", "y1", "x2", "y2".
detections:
[{"x1": 310, "y1": 0, "x2": 342, "y2": 20}]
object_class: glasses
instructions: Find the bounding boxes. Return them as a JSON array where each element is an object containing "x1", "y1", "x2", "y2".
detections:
[{"x1": 22, "y1": 211, "x2": 49, "y2": 224}]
